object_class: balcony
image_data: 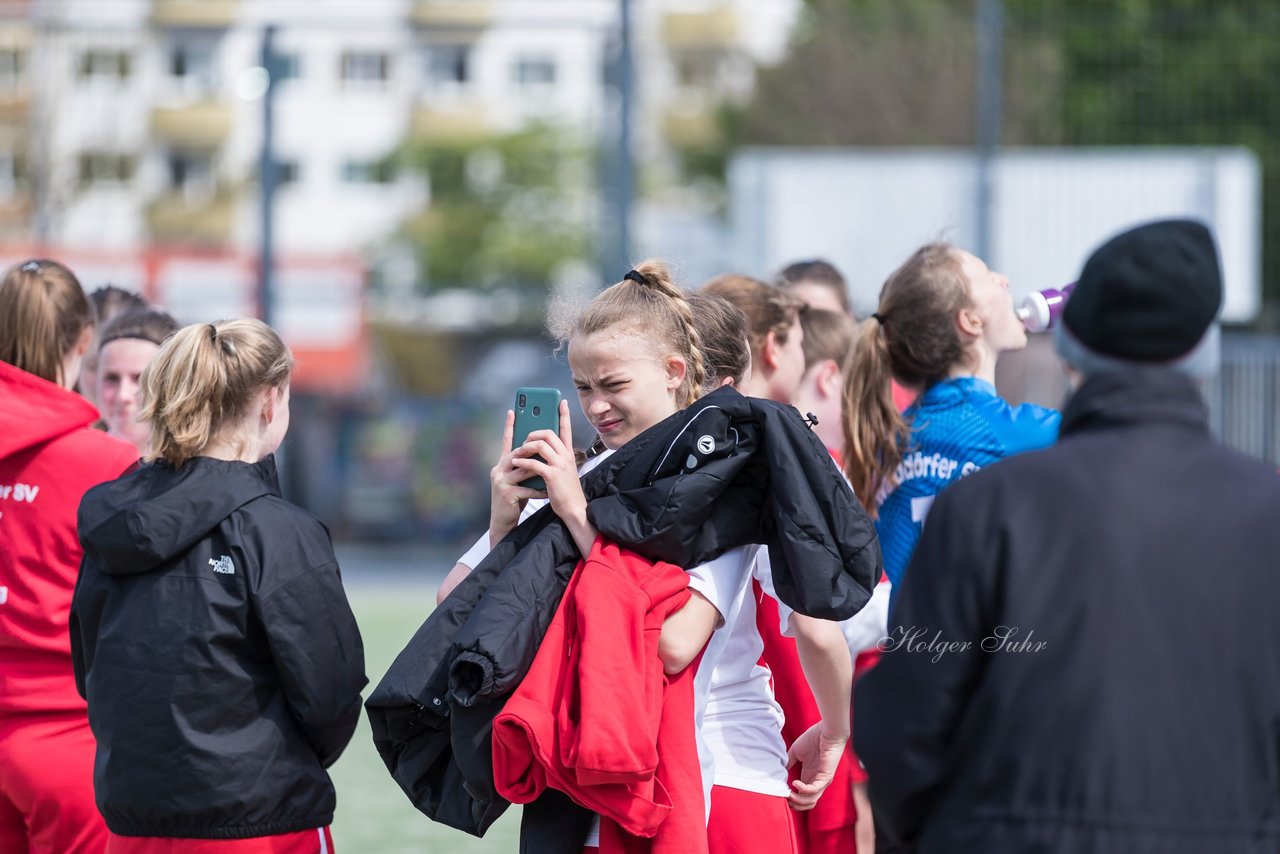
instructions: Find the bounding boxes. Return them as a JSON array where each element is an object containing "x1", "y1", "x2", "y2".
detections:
[
  {"x1": 145, "y1": 190, "x2": 237, "y2": 246},
  {"x1": 410, "y1": 1, "x2": 492, "y2": 30},
  {"x1": 0, "y1": 192, "x2": 32, "y2": 235},
  {"x1": 150, "y1": 102, "x2": 232, "y2": 147},
  {"x1": 152, "y1": 0, "x2": 239, "y2": 28},
  {"x1": 0, "y1": 93, "x2": 29, "y2": 124},
  {"x1": 663, "y1": 105, "x2": 719, "y2": 148},
  {"x1": 409, "y1": 105, "x2": 490, "y2": 143},
  {"x1": 661, "y1": 8, "x2": 740, "y2": 49}
]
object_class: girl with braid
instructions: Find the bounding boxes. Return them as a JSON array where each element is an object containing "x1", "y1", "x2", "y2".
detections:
[{"x1": 440, "y1": 261, "x2": 815, "y2": 852}]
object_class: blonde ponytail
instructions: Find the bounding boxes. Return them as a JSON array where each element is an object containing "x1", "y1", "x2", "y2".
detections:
[{"x1": 140, "y1": 318, "x2": 293, "y2": 466}]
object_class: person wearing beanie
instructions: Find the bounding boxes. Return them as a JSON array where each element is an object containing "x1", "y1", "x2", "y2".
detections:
[
  {"x1": 853, "y1": 219, "x2": 1280, "y2": 854},
  {"x1": 1054, "y1": 218, "x2": 1224, "y2": 378}
]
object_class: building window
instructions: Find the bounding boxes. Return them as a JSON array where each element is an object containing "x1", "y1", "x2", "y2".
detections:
[
  {"x1": 341, "y1": 159, "x2": 394, "y2": 184},
  {"x1": 276, "y1": 53, "x2": 302, "y2": 83},
  {"x1": 0, "y1": 152, "x2": 26, "y2": 197},
  {"x1": 341, "y1": 51, "x2": 389, "y2": 89},
  {"x1": 166, "y1": 151, "x2": 216, "y2": 202},
  {"x1": 425, "y1": 44, "x2": 471, "y2": 93},
  {"x1": 0, "y1": 48, "x2": 24, "y2": 91},
  {"x1": 673, "y1": 51, "x2": 721, "y2": 93},
  {"x1": 78, "y1": 153, "x2": 135, "y2": 186},
  {"x1": 168, "y1": 40, "x2": 218, "y2": 99},
  {"x1": 78, "y1": 50, "x2": 132, "y2": 84},
  {"x1": 257, "y1": 159, "x2": 300, "y2": 185},
  {"x1": 512, "y1": 55, "x2": 557, "y2": 108},
  {"x1": 512, "y1": 55, "x2": 556, "y2": 90}
]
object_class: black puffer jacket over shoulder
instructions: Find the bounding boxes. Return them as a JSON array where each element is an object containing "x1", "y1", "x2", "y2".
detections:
[{"x1": 366, "y1": 387, "x2": 881, "y2": 848}]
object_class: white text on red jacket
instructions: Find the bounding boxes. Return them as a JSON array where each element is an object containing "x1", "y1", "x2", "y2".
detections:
[{"x1": 0, "y1": 483, "x2": 41, "y2": 503}]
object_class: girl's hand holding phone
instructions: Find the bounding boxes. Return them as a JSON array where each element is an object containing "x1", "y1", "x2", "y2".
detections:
[
  {"x1": 510, "y1": 400, "x2": 598, "y2": 555},
  {"x1": 510, "y1": 399, "x2": 579, "y2": 513},
  {"x1": 488, "y1": 409, "x2": 546, "y2": 546}
]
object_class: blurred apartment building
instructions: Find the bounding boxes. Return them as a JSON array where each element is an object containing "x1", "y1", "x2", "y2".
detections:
[{"x1": 0, "y1": 0, "x2": 797, "y2": 261}]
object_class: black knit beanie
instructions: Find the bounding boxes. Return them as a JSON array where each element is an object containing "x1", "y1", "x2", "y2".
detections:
[{"x1": 1063, "y1": 219, "x2": 1223, "y2": 362}]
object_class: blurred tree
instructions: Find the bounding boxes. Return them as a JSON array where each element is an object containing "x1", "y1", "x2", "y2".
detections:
[
  {"x1": 1018, "y1": 0, "x2": 1280, "y2": 314},
  {"x1": 713, "y1": 0, "x2": 1280, "y2": 313},
  {"x1": 696, "y1": 0, "x2": 1059, "y2": 156},
  {"x1": 397, "y1": 125, "x2": 592, "y2": 292}
]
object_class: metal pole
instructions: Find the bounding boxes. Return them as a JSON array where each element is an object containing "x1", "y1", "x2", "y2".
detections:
[
  {"x1": 29, "y1": 3, "x2": 52, "y2": 245},
  {"x1": 258, "y1": 25, "x2": 278, "y2": 326},
  {"x1": 975, "y1": 0, "x2": 1002, "y2": 264},
  {"x1": 613, "y1": 0, "x2": 634, "y2": 272}
]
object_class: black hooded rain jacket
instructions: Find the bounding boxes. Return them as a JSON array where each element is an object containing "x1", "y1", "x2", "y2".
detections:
[{"x1": 71, "y1": 455, "x2": 367, "y2": 840}]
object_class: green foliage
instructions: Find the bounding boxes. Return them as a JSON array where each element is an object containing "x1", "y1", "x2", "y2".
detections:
[
  {"x1": 1023, "y1": 1, "x2": 1280, "y2": 149},
  {"x1": 397, "y1": 125, "x2": 592, "y2": 292},
  {"x1": 731, "y1": 0, "x2": 1280, "y2": 311},
  {"x1": 1006, "y1": 0, "x2": 1280, "y2": 311}
]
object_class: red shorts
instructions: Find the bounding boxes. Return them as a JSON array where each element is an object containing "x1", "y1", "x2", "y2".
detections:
[
  {"x1": 707, "y1": 785, "x2": 798, "y2": 854},
  {"x1": 106, "y1": 827, "x2": 334, "y2": 854},
  {"x1": 0, "y1": 710, "x2": 108, "y2": 854}
]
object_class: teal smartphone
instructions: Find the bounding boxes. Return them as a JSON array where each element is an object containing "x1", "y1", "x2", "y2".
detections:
[{"x1": 512, "y1": 387, "x2": 562, "y2": 491}]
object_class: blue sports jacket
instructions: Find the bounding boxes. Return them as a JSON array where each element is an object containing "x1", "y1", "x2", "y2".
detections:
[{"x1": 877, "y1": 377, "x2": 1060, "y2": 603}]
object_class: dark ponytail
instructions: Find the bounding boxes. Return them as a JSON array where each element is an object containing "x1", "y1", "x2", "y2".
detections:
[{"x1": 841, "y1": 243, "x2": 970, "y2": 514}]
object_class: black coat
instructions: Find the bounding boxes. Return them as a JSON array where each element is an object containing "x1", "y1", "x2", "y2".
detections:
[
  {"x1": 366, "y1": 386, "x2": 882, "y2": 848},
  {"x1": 855, "y1": 369, "x2": 1280, "y2": 854},
  {"x1": 71, "y1": 456, "x2": 367, "y2": 839}
]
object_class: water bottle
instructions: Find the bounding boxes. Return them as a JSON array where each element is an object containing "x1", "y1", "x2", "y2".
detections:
[{"x1": 1016, "y1": 283, "x2": 1075, "y2": 333}]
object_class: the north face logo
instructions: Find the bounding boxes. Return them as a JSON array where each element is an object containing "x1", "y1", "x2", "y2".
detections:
[{"x1": 209, "y1": 555, "x2": 235, "y2": 575}]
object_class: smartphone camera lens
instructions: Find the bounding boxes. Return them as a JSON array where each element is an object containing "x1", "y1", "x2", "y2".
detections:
[
  {"x1": 532, "y1": 406, "x2": 541, "y2": 416},
  {"x1": 518, "y1": 393, "x2": 527, "y2": 408}
]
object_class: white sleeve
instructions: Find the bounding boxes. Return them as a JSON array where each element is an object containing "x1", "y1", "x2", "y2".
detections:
[
  {"x1": 457, "y1": 498, "x2": 548, "y2": 568},
  {"x1": 457, "y1": 529, "x2": 493, "y2": 570},
  {"x1": 685, "y1": 546, "x2": 752, "y2": 629},
  {"x1": 839, "y1": 579, "x2": 892, "y2": 657}
]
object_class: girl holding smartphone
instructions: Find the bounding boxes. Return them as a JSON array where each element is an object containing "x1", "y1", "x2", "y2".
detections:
[{"x1": 440, "y1": 263, "x2": 846, "y2": 853}]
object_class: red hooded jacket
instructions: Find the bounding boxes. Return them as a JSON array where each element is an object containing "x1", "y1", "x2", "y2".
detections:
[
  {"x1": 0, "y1": 360, "x2": 137, "y2": 716},
  {"x1": 492, "y1": 538, "x2": 707, "y2": 854}
]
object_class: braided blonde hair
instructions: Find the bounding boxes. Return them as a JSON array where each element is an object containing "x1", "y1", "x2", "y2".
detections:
[{"x1": 549, "y1": 260, "x2": 707, "y2": 408}]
